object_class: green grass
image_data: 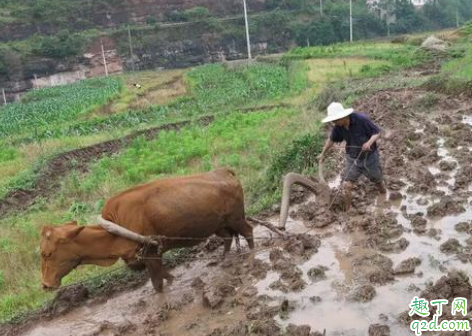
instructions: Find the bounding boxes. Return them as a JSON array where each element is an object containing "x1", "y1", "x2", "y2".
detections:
[
  {"x1": 284, "y1": 41, "x2": 431, "y2": 73},
  {"x1": 424, "y1": 31, "x2": 472, "y2": 94},
  {"x1": 442, "y1": 45, "x2": 472, "y2": 81},
  {"x1": 61, "y1": 109, "x2": 315, "y2": 209}
]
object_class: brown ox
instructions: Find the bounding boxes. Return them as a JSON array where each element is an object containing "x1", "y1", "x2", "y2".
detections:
[{"x1": 40, "y1": 168, "x2": 254, "y2": 292}]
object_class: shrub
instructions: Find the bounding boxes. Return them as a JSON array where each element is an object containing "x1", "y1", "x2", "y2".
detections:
[{"x1": 34, "y1": 30, "x2": 85, "y2": 58}]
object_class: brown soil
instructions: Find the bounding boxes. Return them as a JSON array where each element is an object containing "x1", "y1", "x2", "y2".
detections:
[
  {"x1": 368, "y1": 324, "x2": 390, "y2": 336},
  {"x1": 427, "y1": 196, "x2": 466, "y2": 217},
  {"x1": 348, "y1": 284, "x2": 377, "y2": 303},
  {"x1": 399, "y1": 271, "x2": 472, "y2": 326},
  {"x1": 393, "y1": 257, "x2": 422, "y2": 275},
  {"x1": 440, "y1": 238, "x2": 463, "y2": 254}
]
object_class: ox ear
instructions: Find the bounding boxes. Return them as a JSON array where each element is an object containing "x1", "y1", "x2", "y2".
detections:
[
  {"x1": 64, "y1": 226, "x2": 86, "y2": 241},
  {"x1": 41, "y1": 225, "x2": 54, "y2": 239}
]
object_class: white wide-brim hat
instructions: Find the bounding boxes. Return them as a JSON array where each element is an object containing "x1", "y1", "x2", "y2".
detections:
[{"x1": 322, "y1": 102, "x2": 353, "y2": 123}]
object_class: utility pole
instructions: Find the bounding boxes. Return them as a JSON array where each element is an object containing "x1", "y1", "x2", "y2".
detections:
[
  {"x1": 2, "y1": 89, "x2": 6, "y2": 105},
  {"x1": 320, "y1": 0, "x2": 323, "y2": 15},
  {"x1": 350, "y1": 0, "x2": 353, "y2": 42},
  {"x1": 101, "y1": 38, "x2": 109, "y2": 77},
  {"x1": 128, "y1": 26, "x2": 136, "y2": 72},
  {"x1": 242, "y1": 0, "x2": 252, "y2": 60}
]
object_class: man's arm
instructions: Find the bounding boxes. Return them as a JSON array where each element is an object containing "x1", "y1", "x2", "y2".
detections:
[
  {"x1": 318, "y1": 139, "x2": 335, "y2": 163},
  {"x1": 362, "y1": 133, "x2": 381, "y2": 151},
  {"x1": 362, "y1": 116, "x2": 382, "y2": 151}
]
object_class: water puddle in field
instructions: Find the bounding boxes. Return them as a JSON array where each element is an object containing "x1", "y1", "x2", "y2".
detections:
[{"x1": 462, "y1": 115, "x2": 472, "y2": 126}]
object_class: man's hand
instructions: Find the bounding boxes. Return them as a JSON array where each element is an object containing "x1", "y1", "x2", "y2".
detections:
[{"x1": 362, "y1": 141, "x2": 372, "y2": 152}]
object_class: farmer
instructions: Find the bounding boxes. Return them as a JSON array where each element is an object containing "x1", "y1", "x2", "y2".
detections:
[{"x1": 317, "y1": 102, "x2": 386, "y2": 211}]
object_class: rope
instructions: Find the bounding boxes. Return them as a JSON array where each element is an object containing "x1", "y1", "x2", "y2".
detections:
[
  {"x1": 135, "y1": 242, "x2": 285, "y2": 262},
  {"x1": 326, "y1": 149, "x2": 366, "y2": 211},
  {"x1": 54, "y1": 263, "x2": 137, "y2": 291}
]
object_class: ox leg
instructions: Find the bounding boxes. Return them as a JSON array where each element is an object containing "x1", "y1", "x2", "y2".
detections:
[
  {"x1": 144, "y1": 259, "x2": 164, "y2": 292},
  {"x1": 124, "y1": 258, "x2": 146, "y2": 272},
  {"x1": 240, "y1": 220, "x2": 255, "y2": 250},
  {"x1": 235, "y1": 234, "x2": 241, "y2": 253},
  {"x1": 216, "y1": 228, "x2": 234, "y2": 256},
  {"x1": 163, "y1": 268, "x2": 175, "y2": 285}
]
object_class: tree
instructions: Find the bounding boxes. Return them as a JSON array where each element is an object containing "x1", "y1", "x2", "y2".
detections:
[
  {"x1": 0, "y1": 48, "x2": 22, "y2": 80},
  {"x1": 292, "y1": 18, "x2": 337, "y2": 46},
  {"x1": 34, "y1": 30, "x2": 85, "y2": 59},
  {"x1": 266, "y1": 0, "x2": 305, "y2": 10},
  {"x1": 390, "y1": 0, "x2": 425, "y2": 34},
  {"x1": 377, "y1": 0, "x2": 396, "y2": 36},
  {"x1": 254, "y1": 10, "x2": 292, "y2": 47},
  {"x1": 184, "y1": 7, "x2": 210, "y2": 21}
]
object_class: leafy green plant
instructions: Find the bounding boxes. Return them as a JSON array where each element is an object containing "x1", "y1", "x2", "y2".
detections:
[{"x1": 0, "y1": 77, "x2": 122, "y2": 140}]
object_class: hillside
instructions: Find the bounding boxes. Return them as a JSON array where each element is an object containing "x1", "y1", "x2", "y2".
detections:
[
  {"x1": 0, "y1": 0, "x2": 265, "y2": 41},
  {"x1": 1, "y1": 0, "x2": 472, "y2": 103}
]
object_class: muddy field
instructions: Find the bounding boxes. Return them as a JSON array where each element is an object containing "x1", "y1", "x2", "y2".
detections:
[{"x1": 4, "y1": 81, "x2": 472, "y2": 336}]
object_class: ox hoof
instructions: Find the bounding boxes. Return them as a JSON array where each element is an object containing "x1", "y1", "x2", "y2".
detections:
[
  {"x1": 166, "y1": 275, "x2": 175, "y2": 286},
  {"x1": 152, "y1": 285, "x2": 164, "y2": 293}
]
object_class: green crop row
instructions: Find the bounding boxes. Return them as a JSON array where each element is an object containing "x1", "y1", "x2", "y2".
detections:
[
  {"x1": 0, "y1": 77, "x2": 122, "y2": 139},
  {"x1": 284, "y1": 41, "x2": 431, "y2": 70},
  {"x1": 17, "y1": 62, "x2": 301, "y2": 141}
]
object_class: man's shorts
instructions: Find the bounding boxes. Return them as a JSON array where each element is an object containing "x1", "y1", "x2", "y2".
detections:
[{"x1": 344, "y1": 150, "x2": 383, "y2": 183}]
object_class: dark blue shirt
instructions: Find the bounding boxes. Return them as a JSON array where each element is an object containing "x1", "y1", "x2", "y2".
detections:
[{"x1": 330, "y1": 112, "x2": 381, "y2": 159}]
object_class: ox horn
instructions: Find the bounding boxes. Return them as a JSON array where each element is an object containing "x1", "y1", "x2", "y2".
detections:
[
  {"x1": 278, "y1": 173, "x2": 321, "y2": 230},
  {"x1": 97, "y1": 216, "x2": 159, "y2": 246}
]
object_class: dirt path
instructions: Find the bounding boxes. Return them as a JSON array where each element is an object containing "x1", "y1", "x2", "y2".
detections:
[
  {"x1": 128, "y1": 76, "x2": 187, "y2": 110},
  {"x1": 4, "y1": 76, "x2": 472, "y2": 335}
]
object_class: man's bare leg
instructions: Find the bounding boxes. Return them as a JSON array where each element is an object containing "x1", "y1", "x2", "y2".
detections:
[
  {"x1": 342, "y1": 181, "x2": 354, "y2": 211},
  {"x1": 376, "y1": 180, "x2": 386, "y2": 194}
]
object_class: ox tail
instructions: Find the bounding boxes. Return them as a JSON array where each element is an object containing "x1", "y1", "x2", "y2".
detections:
[
  {"x1": 228, "y1": 169, "x2": 236, "y2": 177},
  {"x1": 212, "y1": 167, "x2": 237, "y2": 177}
]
